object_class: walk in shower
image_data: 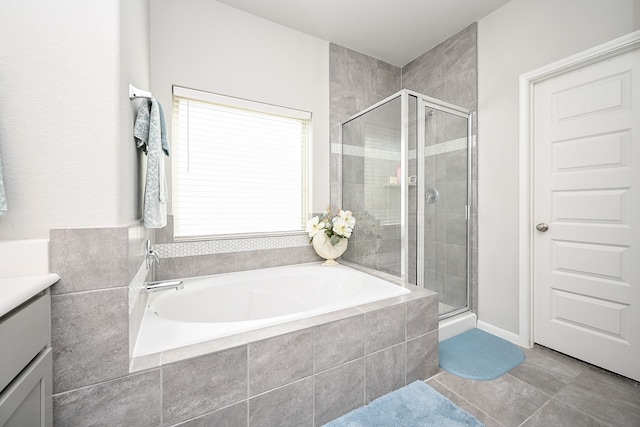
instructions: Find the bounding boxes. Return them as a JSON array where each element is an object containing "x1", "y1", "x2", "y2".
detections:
[{"x1": 341, "y1": 90, "x2": 471, "y2": 318}]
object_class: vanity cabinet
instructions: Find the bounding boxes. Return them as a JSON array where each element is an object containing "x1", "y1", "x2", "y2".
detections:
[{"x1": 0, "y1": 291, "x2": 52, "y2": 427}]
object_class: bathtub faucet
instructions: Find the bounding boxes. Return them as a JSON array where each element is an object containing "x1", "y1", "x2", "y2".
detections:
[
  {"x1": 145, "y1": 240, "x2": 160, "y2": 269},
  {"x1": 145, "y1": 280, "x2": 184, "y2": 292}
]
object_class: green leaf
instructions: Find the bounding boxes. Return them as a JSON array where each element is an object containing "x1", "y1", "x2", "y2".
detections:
[{"x1": 330, "y1": 235, "x2": 341, "y2": 246}]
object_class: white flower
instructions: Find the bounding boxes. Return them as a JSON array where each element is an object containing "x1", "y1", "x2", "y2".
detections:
[
  {"x1": 332, "y1": 218, "x2": 352, "y2": 238},
  {"x1": 338, "y1": 209, "x2": 351, "y2": 220},
  {"x1": 338, "y1": 209, "x2": 356, "y2": 228},
  {"x1": 305, "y1": 216, "x2": 325, "y2": 238}
]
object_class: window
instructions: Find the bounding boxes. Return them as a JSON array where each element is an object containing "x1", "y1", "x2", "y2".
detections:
[{"x1": 172, "y1": 86, "x2": 311, "y2": 239}]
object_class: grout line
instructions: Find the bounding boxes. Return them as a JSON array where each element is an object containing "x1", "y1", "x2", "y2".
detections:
[
  {"x1": 430, "y1": 378, "x2": 505, "y2": 427},
  {"x1": 246, "y1": 340, "x2": 250, "y2": 426},
  {"x1": 246, "y1": 375, "x2": 314, "y2": 400},
  {"x1": 159, "y1": 368, "x2": 164, "y2": 426},
  {"x1": 404, "y1": 303, "x2": 408, "y2": 386},
  {"x1": 549, "y1": 396, "x2": 618, "y2": 427},
  {"x1": 518, "y1": 398, "x2": 553, "y2": 427},
  {"x1": 171, "y1": 401, "x2": 248, "y2": 427},
  {"x1": 503, "y1": 372, "x2": 555, "y2": 400},
  {"x1": 312, "y1": 327, "x2": 316, "y2": 427},
  {"x1": 51, "y1": 368, "x2": 160, "y2": 398},
  {"x1": 363, "y1": 353, "x2": 368, "y2": 406}
]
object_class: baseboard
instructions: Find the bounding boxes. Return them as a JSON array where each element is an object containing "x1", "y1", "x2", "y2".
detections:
[{"x1": 477, "y1": 320, "x2": 521, "y2": 346}]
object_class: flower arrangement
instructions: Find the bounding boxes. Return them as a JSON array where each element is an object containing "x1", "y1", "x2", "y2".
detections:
[{"x1": 306, "y1": 208, "x2": 356, "y2": 246}]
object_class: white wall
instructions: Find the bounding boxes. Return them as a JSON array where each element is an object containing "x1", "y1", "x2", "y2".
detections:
[
  {"x1": 477, "y1": 0, "x2": 640, "y2": 334},
  {"x1": 0, "y1": 1, "x2": 123, "y2": 240},
  {"x1": 0, "y1": 0, "x2": 149, "y2": 277},
  {"x1": 120, "y1": 0, "x2": 151, "y2": 223},
  {"x1": 150, "y1": 0, "x2": 330, "y2": 214}
]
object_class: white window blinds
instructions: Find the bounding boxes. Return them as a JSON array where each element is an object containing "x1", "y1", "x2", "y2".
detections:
[{"x1": 172, "y1": 86, "x2": 311, "y2": 239}]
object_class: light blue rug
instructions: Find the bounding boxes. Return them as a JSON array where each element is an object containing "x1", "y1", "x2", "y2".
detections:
[
  {"x1": 323, "y1": 381, "x2": 484, "y2": 427},
  {"x1": 439, "y1": 328, "x2": 525, "y2": 381}
]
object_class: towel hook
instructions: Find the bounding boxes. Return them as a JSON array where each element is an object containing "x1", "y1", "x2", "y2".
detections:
[{"x1": 129, "y1": 84, "x2": 153, "y2": 100}]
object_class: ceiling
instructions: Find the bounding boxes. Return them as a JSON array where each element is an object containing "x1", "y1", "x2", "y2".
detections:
[{"x1": 215, "y1": 0, "x2": 511, "y2": 67}]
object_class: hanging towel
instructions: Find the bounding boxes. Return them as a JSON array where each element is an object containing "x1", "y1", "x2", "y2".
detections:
[
  {"x1": 134, "y1": 100, "x2": 170, "y2": 156},
  {"x1": 134, "y1": 99, "x2": 169, "y2": 228},
  {"x1": 157, "y1": 102, "x2": 170, "y2": 156},
  {"x1": 0, "y1": 145, "x2": 7, "y2": 217}
]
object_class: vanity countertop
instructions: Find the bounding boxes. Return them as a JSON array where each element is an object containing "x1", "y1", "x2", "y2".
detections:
[{"x1": 0, "y1": 273, "x2": 60, "y2": 317}]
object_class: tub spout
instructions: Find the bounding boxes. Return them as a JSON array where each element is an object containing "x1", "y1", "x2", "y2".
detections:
[{"x1": 145, "y1": 280, "x2": 184, "y2": 292}]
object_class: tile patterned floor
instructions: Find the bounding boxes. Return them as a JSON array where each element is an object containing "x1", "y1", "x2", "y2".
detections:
[{"x1": 426, "y1": 345, "x2": 640, "y2": 427}]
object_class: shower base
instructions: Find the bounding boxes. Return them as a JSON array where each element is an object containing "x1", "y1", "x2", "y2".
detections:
[{"x1": 439, "y1": 311, "x2": 477, "y2": 342}]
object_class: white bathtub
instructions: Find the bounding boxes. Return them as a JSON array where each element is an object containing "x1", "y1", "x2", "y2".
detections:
[{"x1": 133, "y1": 263, "x2": 410, "y2": 357}]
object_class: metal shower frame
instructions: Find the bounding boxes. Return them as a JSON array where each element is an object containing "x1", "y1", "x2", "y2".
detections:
[{"x1": 341, "y1": 89, "x2": 473, "y2": 320}]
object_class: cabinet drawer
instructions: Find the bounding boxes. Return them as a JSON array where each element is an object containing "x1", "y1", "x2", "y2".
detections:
[{"x1": 0, "y1": 292, "x2": 50, "y2": 392}]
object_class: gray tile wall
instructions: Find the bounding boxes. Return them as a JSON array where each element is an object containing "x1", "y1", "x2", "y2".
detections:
[
  {"x1": 330, "y1": 23, "x2": 478, "y2": 314},
  {"x1": 152, "y1": 216, "x2": 323, "y2": 281},
  {"x1": 402, "y1": 23, "x2": 479, "y2": 314},
  {"x1": 329, "y1": 42, "x2": 402, "y2": 213},
  {"x1": 329, "y1": 43, "x2": 404, "y2": 278},
  {"x1": 50, "y1": 221, "x2": 154, "y2": 424}
]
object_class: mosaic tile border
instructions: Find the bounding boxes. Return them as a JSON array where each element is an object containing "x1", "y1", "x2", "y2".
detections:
[
  {"x1": 424, "y1": 137, "x2": 467, "y2": 157},
  {"x1": 155, "y1": 233, "x2": 310, "y2": 258},
  {"x1": 335, "y1": 137, "x2": 467, "y2": 159}
]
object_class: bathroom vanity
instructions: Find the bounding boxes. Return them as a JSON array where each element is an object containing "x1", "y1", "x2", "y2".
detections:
[{"x1": 0, "y1": 274, "x2": 59, "y2": 427}]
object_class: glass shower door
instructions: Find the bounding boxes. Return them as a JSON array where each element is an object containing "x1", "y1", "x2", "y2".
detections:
[
  {"x1": 341, "y1": 95, "x2": 405, "y2": 277},
  {"x1": 420, "y1": 103, "x2": 470, "y2": 316},
  {"x1": 340, "y1": 90, "x2": 472, "y2": 319}
]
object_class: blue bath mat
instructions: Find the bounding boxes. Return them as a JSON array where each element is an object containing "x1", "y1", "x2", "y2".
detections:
[
  {"x1": 439, "y1": 328, "x2": 525, "y2": 380},
  {"x1": 323, "y1": 381, "x2": 484, "y2": 427}
]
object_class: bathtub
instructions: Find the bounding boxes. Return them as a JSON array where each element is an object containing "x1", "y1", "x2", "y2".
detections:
[{"x1": 133, "y1": 263, "x2": 411, "y2": 357}]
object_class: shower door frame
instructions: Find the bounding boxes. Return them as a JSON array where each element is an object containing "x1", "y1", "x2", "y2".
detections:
[
  {"x1": 340, "y1": 89, "x2": 472, "y2": 319},
  {"x1": 414, "y1": 92, "x2": 473, "y2": 320}
]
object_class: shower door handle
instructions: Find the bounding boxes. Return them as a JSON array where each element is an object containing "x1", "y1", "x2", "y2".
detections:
[{"x1": 535, "y1": 223, "x2": 549, "y2": 232}]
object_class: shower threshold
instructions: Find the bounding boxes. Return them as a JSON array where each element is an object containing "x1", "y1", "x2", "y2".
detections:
[{"x1": 439, "y1": 311, "x2": 477, "y2": 342}]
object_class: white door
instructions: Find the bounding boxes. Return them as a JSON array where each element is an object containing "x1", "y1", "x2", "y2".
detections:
[{"x1": 533, "y1": 48, "x2": 640, "y2": 381}]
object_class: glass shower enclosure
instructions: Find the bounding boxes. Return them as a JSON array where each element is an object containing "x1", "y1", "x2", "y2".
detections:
[{"x1": 341, "y1": 90, "x2": 471, "y2": 318}]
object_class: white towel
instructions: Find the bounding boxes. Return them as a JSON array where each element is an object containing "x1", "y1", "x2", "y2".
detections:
[{"x1": 134, "y1": 99, "x2": 169, "y2": 228}]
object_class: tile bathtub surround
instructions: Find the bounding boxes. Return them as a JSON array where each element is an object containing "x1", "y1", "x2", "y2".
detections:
[
  {"x1": 52, "y1": 369, "x2": 162, "y2": 427},
  {"x1": 364, "y1": 303, "x2": 406, "y2": 353},
  {"x1": 249, "y1": 377, "x2": 315, "y2": 427},
  {"x1": 314, "y1": 359, "x2": 365, "y2": 426},
  {"x1": 314, "y1": 314, "x2": 365, "y2": 372},
  {"x1": 162, "y1": 346, "x2": 248, "y2": 425},
  {"x1": 249, "y1": 328, "x2": 315, "y2": 396},
  {"x1": 121, "y1": 287, "x2": 437, "y2": 426},
  {"x1": 51, "y1": 287, "x2": 130, "y2": 393},
  {"x1": 50, "y1": 227, "x2": 129, "y2": 294},
  {"x1": 49, "y1": 222, "x2": 154, "y2": 416},
  {"x1": 50, "y1": 220, "x2": 438, "y2": 426}
]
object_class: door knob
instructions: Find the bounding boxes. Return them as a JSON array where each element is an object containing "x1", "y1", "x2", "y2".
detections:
[{"x1": 536, "y1": 223, "x2": 549, "y2": 232}]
